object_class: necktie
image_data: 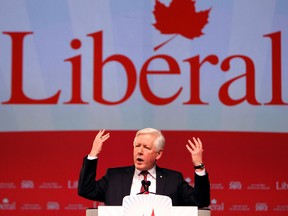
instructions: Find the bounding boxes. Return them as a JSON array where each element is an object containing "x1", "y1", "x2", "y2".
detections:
[{"x1": 140, "y1": 170, "x2": 149, "y2": 194}]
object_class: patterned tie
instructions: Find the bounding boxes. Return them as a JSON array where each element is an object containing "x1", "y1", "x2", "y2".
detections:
[{"x1": 140, "y1": 170, "x2": 149, "y2": 194}]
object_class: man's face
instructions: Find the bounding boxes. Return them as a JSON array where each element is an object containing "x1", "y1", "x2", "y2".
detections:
[{"x1": 133, "y1": 133, "x2": 163, "y2": 170}]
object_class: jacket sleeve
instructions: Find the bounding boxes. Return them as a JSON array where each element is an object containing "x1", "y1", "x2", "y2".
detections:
[
  {"x1": 77, "y1": 156, "x2": 107, "y2": 202},
  {"x1": 178, "y1": 172, "x2": 210, "y2": 207}
]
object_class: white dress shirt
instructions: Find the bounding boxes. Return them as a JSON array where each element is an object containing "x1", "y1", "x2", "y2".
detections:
[{"x1": 130, "y1": 166, "x2": 157, "y2": 195}]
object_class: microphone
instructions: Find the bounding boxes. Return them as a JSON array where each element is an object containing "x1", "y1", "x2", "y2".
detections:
[
  {"x1": 137, "y1": 180, "x2": 152, "y2": 195},
  {"x1": 141, "y1": 180, "x2": 151, "y2": 192},
  {"x1": 142, "y1": 180, "x2": 151, "y2": 192}
]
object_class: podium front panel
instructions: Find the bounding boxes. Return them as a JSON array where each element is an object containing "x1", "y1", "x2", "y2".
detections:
[{"x1": 87, "y1": 207, "x2": 211, "y2": 216}]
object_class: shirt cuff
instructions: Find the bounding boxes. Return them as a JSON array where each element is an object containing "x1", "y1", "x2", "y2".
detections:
[
  {"x1": 87, "y1": 155, "x2": 98, "y2": 160},
  {"x1": 195, "y1": 169, "x2": 206, "y2": 176}
]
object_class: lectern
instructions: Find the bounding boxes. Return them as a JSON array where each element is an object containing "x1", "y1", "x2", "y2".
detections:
[{"x1": 86, "y1": 194, "x2": 211, "y2": 216}]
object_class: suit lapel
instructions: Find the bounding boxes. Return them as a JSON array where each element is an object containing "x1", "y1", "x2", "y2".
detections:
[
  {"x1": 156, "y1": 166, "x2": 166, "y2": 194},
  {"x1": 122, "y1": 166, "x2": 135, "y2": 195}
]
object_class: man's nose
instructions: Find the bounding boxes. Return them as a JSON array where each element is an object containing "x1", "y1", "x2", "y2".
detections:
[{"x1": 138, "y1": 146, "x2": 143, "y2": 154}]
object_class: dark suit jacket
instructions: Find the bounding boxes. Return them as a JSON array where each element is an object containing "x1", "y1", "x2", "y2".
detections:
[{"x1": 78, "y1": 157, "x2": 210, "y2": 207}]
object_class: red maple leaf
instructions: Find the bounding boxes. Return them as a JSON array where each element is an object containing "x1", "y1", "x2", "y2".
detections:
[{"x1": 153, "y1": 0, "x2": 211, "y2": 50}]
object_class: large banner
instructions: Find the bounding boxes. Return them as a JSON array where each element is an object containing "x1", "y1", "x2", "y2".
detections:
[{"x1": 0, "y1": 0, "x2": 287, "y2": 215}]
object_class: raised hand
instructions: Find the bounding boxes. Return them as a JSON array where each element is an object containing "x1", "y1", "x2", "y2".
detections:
[
  {"x1": 186, "y1": 137, "x2": 204, "y2": 167},
  {"x1": 89, "y1": 129, "x2": 110, "y2": 157}
]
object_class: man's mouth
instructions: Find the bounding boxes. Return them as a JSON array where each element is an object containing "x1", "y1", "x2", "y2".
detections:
[{"x1": 136, "y1": 158, "x2": 144, "y2": 162}]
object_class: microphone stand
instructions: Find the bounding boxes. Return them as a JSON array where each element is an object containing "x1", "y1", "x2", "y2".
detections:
[{"x1": 137, "y1": 180, "x2": 157, "y2": 195}]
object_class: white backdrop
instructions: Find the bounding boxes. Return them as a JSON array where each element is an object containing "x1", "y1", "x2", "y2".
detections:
[{"x1": 0, "y1": 0, "x2": 287, "y2": 132}]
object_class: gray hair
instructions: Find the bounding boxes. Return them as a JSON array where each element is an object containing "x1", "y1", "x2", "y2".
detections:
[{"x1": 134, "y1": 128, "x2": 165, "y2": 152}]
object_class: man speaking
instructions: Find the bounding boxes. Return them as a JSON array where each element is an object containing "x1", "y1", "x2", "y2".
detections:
[{"x1": 78, "y1": 128, "x2": 210, "y2": 207}]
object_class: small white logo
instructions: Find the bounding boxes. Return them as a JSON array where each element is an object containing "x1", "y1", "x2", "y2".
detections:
[
  {"x1": 255, "y1": 203, "x2": 268, "y2": 211},
  {"x1": 210, "y1": 199, "x2": 224, "y2": 211},
  {"x1": 229, "y1": 181, "x2": 242, "y2": 189},
  {"x1": 21, "y1": 180, "x2": 34, "y2": 189},
  {"x1": 47, "y1": 201, "x2": 60, "y2": 210},
  {"x1": 0, "y1": 198, "x2": 16, "y2": 210}
]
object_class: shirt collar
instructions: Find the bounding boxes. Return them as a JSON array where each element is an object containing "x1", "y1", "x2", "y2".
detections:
[{"x1": 135, "y1": 165, "x2": 156, "y2": 179}]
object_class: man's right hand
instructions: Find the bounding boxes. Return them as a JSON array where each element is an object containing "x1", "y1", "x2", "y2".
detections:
[{"x1": 89, "y1": 129, "x2": 110, "y2": 157}]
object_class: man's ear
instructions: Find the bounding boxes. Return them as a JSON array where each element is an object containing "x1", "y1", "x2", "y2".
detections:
[{"x1": 156, "y1": 150, "x2": 163, "y2": 160}]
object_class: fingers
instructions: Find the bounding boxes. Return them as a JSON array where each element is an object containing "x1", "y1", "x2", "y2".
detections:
[
  {"x1": 100, "y1": 132, "x2": 110, "y2": 142},
  {"x1": 186, "y1": 137, "x2": 204, "y2": 166},
  {"x1": 193, "y1": 137, "x2": 203, "y2": 149},
  {"x1": 186, "y1": 137, "x2": 203, "y2": 152},
  {"x1": 95, "y1": 129, "x2": 110, "y2": 142},
  {"x1": 96, "y1": 129, "x2": 105, "y2": 139},
  {"x1": 90, "y1": 130, "x2": 110, "y2": 157},
  {"x1": 186, "y1": 143, "x2": 193, "y2": 154}
]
